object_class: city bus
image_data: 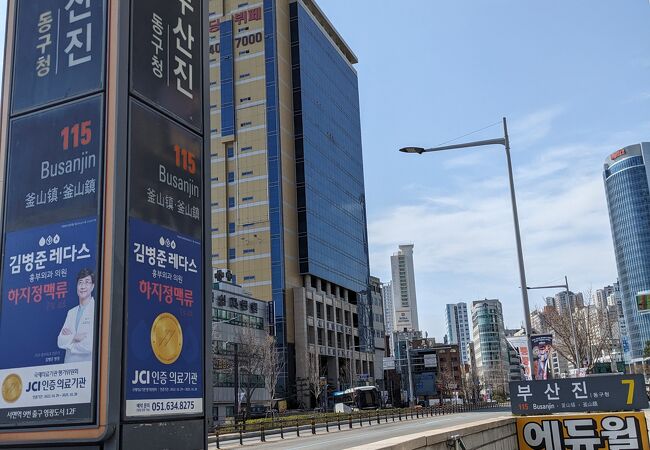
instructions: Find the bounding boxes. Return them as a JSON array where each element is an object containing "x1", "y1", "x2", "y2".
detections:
[{"x1": 332, "y1": 386, "x2": 381, "y2": 413}]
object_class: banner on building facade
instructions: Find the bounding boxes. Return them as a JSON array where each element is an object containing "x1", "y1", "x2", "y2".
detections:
[
  {"x1": 636, "y1": 291, "x2": 650, "y2": 313},
  {"x1": 423, "y1": 354, "x2": 437, "y2": 368},
  {"x1": 516, "y1": 412, "x2": 649, "y2": 449},
  {"x1": 382, "y1": 357, "x2": 395, "y2": 371},
  {"x1": 531, "y1": 334, "x2": 553, "y2": 381},
  {"x1": 414, "y1": 372, "x2": 436, "y2": 397},
  {"x1": 507, "y1": 336, "x2": 531, "y2": 381}
]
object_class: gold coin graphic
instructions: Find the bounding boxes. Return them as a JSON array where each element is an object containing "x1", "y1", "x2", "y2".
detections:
[
  {"x1": 2, "y1": 374, "x2": 22, "y2": 404},
  {"x1": 151, "y1": 313, "x2": 183, "y2": 365}
]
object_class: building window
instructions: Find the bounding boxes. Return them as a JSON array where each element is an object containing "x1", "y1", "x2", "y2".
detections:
[
  {"x1": 243, "y1": 248, "x2": 255, "y2": 254},
  {"x1": 228, "y1": 172, "x2": 235, "y2": 183},
  {"x1": 228, "y1": 197, "x2": 235, "y2": 208},
  {"x1": 241, "y1": 146, "x2": 253, "y2": 152},
  {"x1": 228, "y1": 248, "x2": 236, "y2": 260},
  {"x1": 241, "y1": 170, "x2": 253, "y2": 176},
  {"x1": 243, "y1": 275, "x2": 256, "y2": 281},
  {"x1": 242, "y1": 196, "x2": 253, "y2": 202},
  {"x1": 227, "y1": 147, "x2": 234, "y2": 158},
  {"x1": 228, "y1": 222, "x2": 236, "y2": 233}
]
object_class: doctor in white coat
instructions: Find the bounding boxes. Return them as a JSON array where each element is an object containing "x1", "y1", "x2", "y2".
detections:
[{"x1": 57, "y1": 268, "x2": 95, "y2": 363}]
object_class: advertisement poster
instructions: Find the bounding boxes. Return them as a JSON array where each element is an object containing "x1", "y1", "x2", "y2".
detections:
[
  {"x1": 125, "y1": 99, "x2": 203, "y2": 417},
  {"x1": 0, "y1": 96, "x2": 104, "y2": 427},
  {"x1": 507, "y1": 336, "x2": 531, "y2": 381},
  {"x1": 0, "y1": 220, "x2": 99, "y2": 427},
  {"x1": 124, "y1": 218, "x2": 203, "y2": 417},
  {"x1": 517, "y1": 412, "x2": 649, "y2": 449},
  {"x1": 531, "y1": 334, "x2": 553, "y2": 381},
  {"x1": 12, "y1": 0, "x2": 106, "y2": 114},
  {"x1": 636, "y1": 291, "x2": 650, "y2": 313},
  {"x1": 414, "y1": 372, "x2": 436, "y2": 397}
]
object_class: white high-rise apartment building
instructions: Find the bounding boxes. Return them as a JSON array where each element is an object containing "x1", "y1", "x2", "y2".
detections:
[
  {"x1": 445, "y1": 302, "x2": 471, "y2": 364},
  {"x1": 594, "y1": 285, "x2": 615, "y2": 310},
  {"x1": 391, "y1": 244, "x2": 419, "y2": 331},
  {"x1": 382, "y1": 281, "x2": 394, "y2": 336},
  {"x1": 382, "y1": 282, "x2": 395, "y2": 347}
]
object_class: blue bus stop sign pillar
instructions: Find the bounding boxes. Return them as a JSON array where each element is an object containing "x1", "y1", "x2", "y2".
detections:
[{"x1": 0, "y1": 0, "x2": 211, "y2": 448}]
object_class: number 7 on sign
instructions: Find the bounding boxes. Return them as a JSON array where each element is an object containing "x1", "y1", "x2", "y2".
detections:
[{"x1": 621, "y1": 379, "x2": 634, "y2": 405}]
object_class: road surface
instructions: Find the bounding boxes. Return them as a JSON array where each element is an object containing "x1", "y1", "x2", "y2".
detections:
[{"x1": 210, "y1": 407, "x2": 511, "y2": 450}]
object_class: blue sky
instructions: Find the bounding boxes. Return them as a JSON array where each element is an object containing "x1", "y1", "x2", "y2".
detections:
[
  {"x1": 316, "y1": 0, "x2": 650, "y2": 337},
  {"x1": 0, "y1": 2, "x2": 649, "y2": 340}
]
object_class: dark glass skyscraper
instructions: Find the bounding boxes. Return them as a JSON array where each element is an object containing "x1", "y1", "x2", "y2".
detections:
[{"x1": 604, "y1": 143, "x2": 650, "y2": 360}]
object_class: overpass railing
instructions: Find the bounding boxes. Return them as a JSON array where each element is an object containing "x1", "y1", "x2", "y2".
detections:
[{"x1": 211, "y1": 401, "x2": 508, "y2": 448}]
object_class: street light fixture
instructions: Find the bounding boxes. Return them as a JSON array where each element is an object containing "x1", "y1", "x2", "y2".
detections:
[{"x1": 399, "y1": 118, "x2": 534, "y2": 379}]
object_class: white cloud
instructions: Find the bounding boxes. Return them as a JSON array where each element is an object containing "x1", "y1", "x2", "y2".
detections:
[
  {"x1": 510, "y1": 106, "x2": 565, "y2": 148},
  {"x1": 367, "y1": 125, "x2": 633, "y2": 339},
  {"x1": 442, "y1": 151, "x2": 490, "y2": 169}
]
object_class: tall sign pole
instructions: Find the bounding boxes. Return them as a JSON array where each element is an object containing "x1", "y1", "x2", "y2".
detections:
[{"x1": 0, "y1": 0, "x2": 210, "y2": 448}]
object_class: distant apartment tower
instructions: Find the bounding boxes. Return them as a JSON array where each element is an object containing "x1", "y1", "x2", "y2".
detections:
[
  {"x1": 553, "y1": 290, "x2": 584, "y2": 315},
  {"x1": 594, "y1": 285, "x2": 615, "y2": 310},
  {"x1": 472, "y1": 299, "x2": 509, "y2": 395},
  {"x1": 391, "y1": 244, "x2": 419, "y2": 331},
  {"x1": 382, "y1": 281, "x2": 395, "y2": 353},
  {"x1": 604, "y1": 143, "x2": 650, "y2": 360},
  {"x1": 610, "y1": 281, "x2": 631, "y2": 362},
  {"x1": 445, "y1": 302, "x2": 471, "y2": 364}
]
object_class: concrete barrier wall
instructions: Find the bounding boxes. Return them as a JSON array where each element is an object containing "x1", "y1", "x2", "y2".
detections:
[
  {"x1": 346, "y1": 416, "x2": 517, "y2": 450},
  {"x1": 349, "y1": 412, "x2": 650, "y2": 450}
]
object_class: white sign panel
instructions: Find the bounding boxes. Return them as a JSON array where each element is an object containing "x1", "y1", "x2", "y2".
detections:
[{"x1": 424, "y1": 354, "x2": 437, "y2": 368}]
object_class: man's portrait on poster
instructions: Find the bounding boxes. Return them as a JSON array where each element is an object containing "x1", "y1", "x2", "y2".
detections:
[{"x1": 57, "y1": 268, "x2": 95, "y2": 363}]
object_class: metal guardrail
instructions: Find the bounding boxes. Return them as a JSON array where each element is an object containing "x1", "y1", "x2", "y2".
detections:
[{"x1": 211, "y1": 402, "x2": 508, "y2": 448}]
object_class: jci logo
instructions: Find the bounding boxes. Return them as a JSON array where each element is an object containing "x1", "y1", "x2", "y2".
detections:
[{"x1": 2, "y1": 374, "x2": 23, "y2": 403}]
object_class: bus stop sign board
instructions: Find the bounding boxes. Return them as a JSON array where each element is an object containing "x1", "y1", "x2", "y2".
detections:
[{"x1": 510, "y1": 374, "x2": 648, "y2": 415}]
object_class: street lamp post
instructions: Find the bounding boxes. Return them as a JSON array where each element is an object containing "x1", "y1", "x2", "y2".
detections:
[
  {"x1": 400, "y1": 117, "x2": 534, "y2": 378},
  {"x1": 405, "y1": 338, "x2": 415, "y2": 406}
]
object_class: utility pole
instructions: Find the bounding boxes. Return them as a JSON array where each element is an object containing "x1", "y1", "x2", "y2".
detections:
[
  {"x1": 406, "y1": 338, "x2": 415, "y2": 406},
  {"x1": 234, "y1": 343, "x2": 240, "y2": 416},
  {"x1": 564, "y1": 276, "x2": 581, "y2": 369}
]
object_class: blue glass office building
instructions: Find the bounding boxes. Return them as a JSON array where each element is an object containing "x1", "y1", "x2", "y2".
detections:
[
  {"x1": 209, "y1": 0, "x2": 375, "y2": 403},
  {"x1": 291, "y1": 1, "x2": 373, "y2": 349},
  {"x1": 604, "y1": 143, "x2": 650, "y2": 360}
]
